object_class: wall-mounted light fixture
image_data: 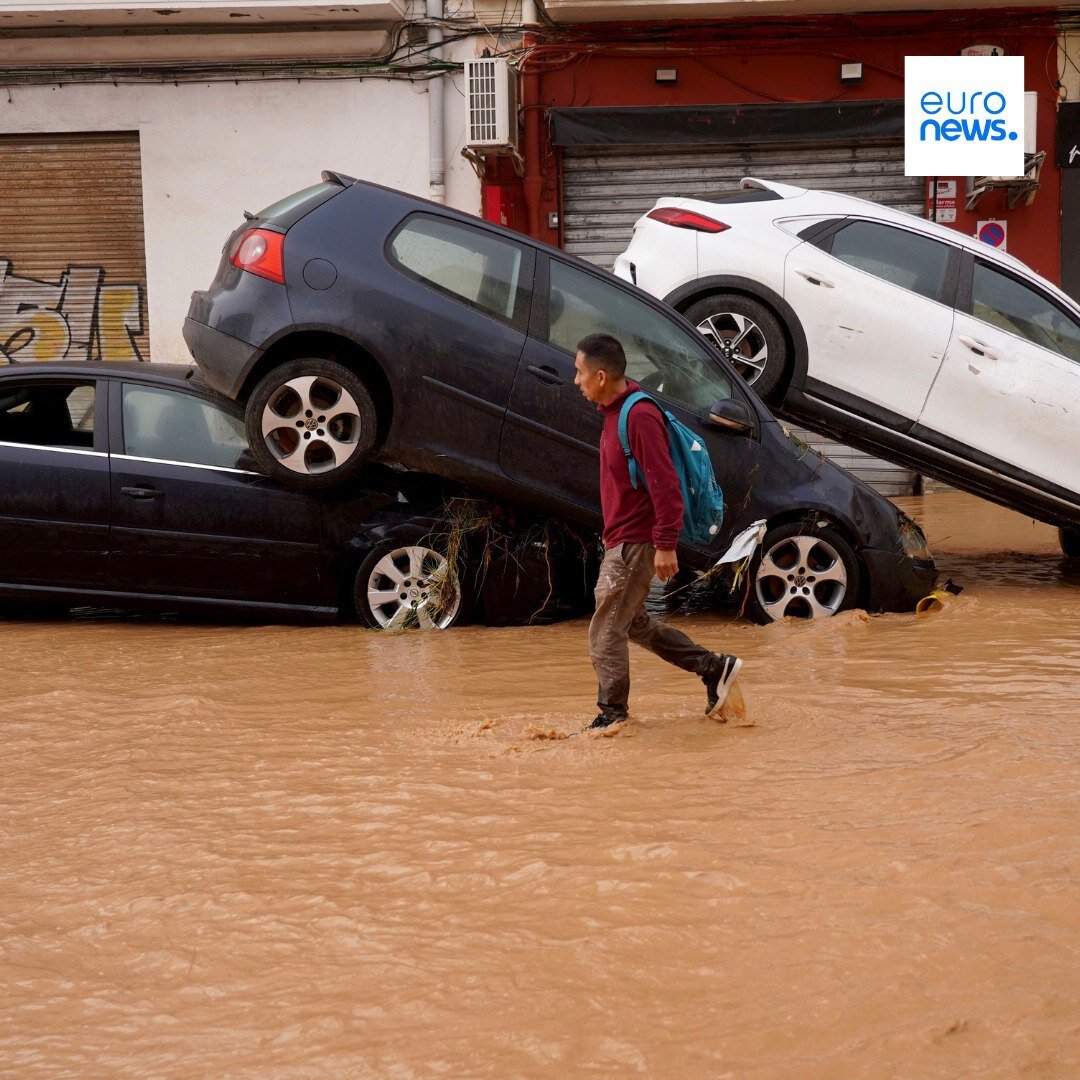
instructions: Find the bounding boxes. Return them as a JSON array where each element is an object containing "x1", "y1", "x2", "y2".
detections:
[
  {"x1": 655, "y1": 68, "x2": 678, "y2": 84},
  {"x1": 840, "y1": 62, "x2": 863, "y2": 85}
]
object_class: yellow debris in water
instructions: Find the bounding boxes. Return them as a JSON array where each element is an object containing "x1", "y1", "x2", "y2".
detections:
[{"x1": 916, "y1": 590, "x2": 951, "y2": 615}]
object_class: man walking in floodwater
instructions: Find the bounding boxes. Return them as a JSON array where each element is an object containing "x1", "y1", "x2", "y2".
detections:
[{"x1": 574, "y1": 333, "x2": 741, "y2": 730}]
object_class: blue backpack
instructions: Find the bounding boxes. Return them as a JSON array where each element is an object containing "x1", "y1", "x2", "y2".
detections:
[{"x1": 617, "y1": 391, "x2": 725, "y2": 546}]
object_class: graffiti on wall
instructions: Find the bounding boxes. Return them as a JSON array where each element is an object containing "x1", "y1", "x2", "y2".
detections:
[{"x1": 0, "y1": 258, "x2": 146, "y2": 364}]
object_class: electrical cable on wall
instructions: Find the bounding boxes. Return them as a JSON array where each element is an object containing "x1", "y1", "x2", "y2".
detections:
[
  {"x1": 0, "y1": 15, "x2": 523, "y2": 88},
  {"x1": 2, "y1": 8, "x2": 1071, "y2": 96}
]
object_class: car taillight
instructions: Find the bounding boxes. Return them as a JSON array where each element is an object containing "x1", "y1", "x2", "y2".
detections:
[
  {"x1": 231, "y1": 228, "x2": 286, "y2": 284},
  {"x1": 647, "y1": 207, "x2": 730, "y2": 234}
]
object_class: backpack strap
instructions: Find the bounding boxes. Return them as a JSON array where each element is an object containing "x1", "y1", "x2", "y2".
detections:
[{"x1": 617, "y1": 390, "x2": 659, "y2": 490}]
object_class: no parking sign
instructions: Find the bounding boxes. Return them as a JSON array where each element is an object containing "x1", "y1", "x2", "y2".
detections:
[{"x1": 977, "y1": 220, "x2": 1007, "y2": 251}]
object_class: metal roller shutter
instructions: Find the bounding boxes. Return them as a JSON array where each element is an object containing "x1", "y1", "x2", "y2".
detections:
[
  {"x1": 0, "y1": 131, "x2": 150, "y2": 365},
  {"x1": 562, "y1": 140, "x2": 924, "y2": 496}
]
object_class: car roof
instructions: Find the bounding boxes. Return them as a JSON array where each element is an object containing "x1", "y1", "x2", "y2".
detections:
[{"x1": 0, "y1": 360, "x2": 195, "y2": 386}]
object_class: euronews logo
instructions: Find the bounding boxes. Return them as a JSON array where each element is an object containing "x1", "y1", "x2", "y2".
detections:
[
  {"x1": 919, "y1": 91, "x2": 1017, "y2": 143},
  {"x1": 905, "y1": 56, "x2": 1025, "y2": 177}
]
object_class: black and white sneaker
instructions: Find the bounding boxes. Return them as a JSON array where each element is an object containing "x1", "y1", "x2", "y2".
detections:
[
  {"x1": 588, "y1": 711, "x2": 629, "y2": 730},
  {"x1": 704, "y1": 654, "x2": 742, "y2": 717}
]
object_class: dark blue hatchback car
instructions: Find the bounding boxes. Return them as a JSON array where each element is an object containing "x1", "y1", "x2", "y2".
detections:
[{"x1": 183, "y1": 173, "x2": 937, "y2": 621}]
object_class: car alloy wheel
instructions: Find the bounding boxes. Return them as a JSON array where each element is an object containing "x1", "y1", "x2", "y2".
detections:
[
  {"x1": 262, "y1": 375, "x2": 361, "y2": 475},
  {"x1": 751, "y1": 524, "x2": 859, "y2": 622},
  {"x1": 696, "y1": 312, "x2": 769, "y2": 387},
  {"x1": 245, "y1": 357, "x2": 378, "y2": 491},
  {"x1": 363, "y1": 545, "x2": 463, "y2": 630},
  {"x1": 684, "y1": 293, "x2": 789, "y2": 402}
]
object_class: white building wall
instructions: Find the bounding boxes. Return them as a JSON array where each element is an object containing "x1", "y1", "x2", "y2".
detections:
[{"x1": 0, "y1": 51, "x2": 483, "y2": 362}]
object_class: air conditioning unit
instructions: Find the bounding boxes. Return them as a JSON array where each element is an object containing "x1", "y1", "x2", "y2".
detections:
[
  {"x1": 965, "y1": 93, "x2": 1044, "y2": 210},
  {"x1": 465, "y1": 57, "x2": 519, "y2": 155}
]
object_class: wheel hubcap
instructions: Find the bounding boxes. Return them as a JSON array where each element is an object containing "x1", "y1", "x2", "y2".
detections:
[
  {"x1": 262, "y1": 375, "x2": 361, "y2": 475},
  {"x1": 755, "y1": 535, "x2": 847, "y2": 621},
  {"x1": 697, "y1": 312, "x2": 769, "y2": 386},
  {"x1": 366, "y1": 545, "x2": 461, "y2": 630}
]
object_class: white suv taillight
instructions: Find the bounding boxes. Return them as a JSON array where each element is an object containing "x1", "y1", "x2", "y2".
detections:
[{"x1": 647, "y1": 207, "x2": 730, "y2": 234}]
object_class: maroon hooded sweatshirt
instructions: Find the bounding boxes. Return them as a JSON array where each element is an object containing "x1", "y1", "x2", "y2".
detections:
[{"x1": 598, "y1": 381, "x2": 685, "y2": 552}]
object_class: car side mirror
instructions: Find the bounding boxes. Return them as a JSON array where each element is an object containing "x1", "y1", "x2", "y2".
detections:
[{"x1": 707, "y1": 398, "x2": 755, "y2": 435}]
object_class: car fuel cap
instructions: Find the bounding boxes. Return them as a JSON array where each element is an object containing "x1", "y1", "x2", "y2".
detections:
[{"x1": 303, "y1": 259, "x2": 338, "y2": 290}]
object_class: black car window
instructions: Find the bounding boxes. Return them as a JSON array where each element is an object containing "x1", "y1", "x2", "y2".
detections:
[
  {"x1": 829, "y1": 220, "x2": 951, "y2": 303},
  {"x1": 390, "y1": 215, "x2": 525, "y2": 326},
  {"x1": 799, "y1": 217, "x2": 845, "y2": 243},
  {"x1": 971, "y1": 261, "x2": 1080, "y2": 364},
  {"x1": 122, "y1": 384, "x2": 248, "y2": 469},
  {"x1": 0, "y1": 381, "x2": 94, "y2": 448},
  {"x1": 693, "y1": 188, "x2": 783, "y2": 204},
  {"x1": 547, "y1": 260, "x2": 734, "y2": 412}
]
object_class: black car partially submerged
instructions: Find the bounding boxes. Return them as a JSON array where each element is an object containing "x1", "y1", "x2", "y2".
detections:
[
  {"x1": 0, "y1": 362, "x2": 593, "y2": 627},
  {"x1": 184, "y1": 173, "x2": 938, "y2": 621}
]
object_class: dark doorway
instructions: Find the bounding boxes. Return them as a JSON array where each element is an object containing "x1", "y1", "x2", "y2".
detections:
[{"x1": 1063, "y1": 169, "x2": 1080, "y2": 303}]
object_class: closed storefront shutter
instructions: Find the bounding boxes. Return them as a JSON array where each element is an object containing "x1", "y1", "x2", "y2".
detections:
[
  {"x1": 0, "y1": 131, "x2": 150, "y2": 365},
  {"x1": 562, "y1": 140, "x2": 924, "y2": 495}
]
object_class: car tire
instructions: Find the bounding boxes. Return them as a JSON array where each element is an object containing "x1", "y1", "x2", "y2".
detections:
[
  {"x1": 743, "y1": 520, "x2": 861, "y2": 624},
  {"x1": 354, "y1": 540, "x2": 474, "y2": 631},
  {"x1": 1060, "y1": 526, "x2": 1080, "y2": 559},
  {"x1": 684, "y1": 293, "x2": 789, "y2": 401},
  {"x1": 245, "y1": 358, "x2": 378, "y2": 491}
]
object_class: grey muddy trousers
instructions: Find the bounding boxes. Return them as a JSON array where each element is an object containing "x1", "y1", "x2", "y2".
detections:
[{"x1": 589, "y1": 541, "x2": 718, "y2": 718}]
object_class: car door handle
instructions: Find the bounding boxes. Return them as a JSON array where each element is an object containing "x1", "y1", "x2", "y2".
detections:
[
  {"x1": 526, "y1": 364, "x2": 564, "y2": 386},
  {"x1": 958, "y1": 335, "x2": 999, "y2": 361},
  {"x1": 793, "y1": 267, "x2": 835, "y2": 288},
  {"x1": 121, "y1": 485, "x2": 164, "y2": 500}
]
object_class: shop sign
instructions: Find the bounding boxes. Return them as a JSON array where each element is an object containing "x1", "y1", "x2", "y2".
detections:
[{"x1": 928, "y1": 178, "x2": 958, "y2": 223}]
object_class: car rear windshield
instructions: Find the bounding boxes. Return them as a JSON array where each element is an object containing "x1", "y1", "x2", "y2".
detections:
[
  {"x1": 693, "y1": 188, "x2": 783, "y2": 204},
  {"x1": 256, "y1": 180, "x2": 343, "y2": 226}
]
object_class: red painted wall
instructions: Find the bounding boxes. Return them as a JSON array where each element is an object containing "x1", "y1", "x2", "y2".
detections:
[{"x1": 493, "y1": 9, "x2": 1062, "y2": 282}]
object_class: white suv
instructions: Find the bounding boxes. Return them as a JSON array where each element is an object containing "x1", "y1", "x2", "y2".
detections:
[{"x1": 614, "y1": 178, "x2": 1080, "y2": 555}]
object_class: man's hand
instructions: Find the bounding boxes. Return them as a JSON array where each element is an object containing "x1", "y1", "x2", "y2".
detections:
[{"x1": 654, "y1": 548, "x2": 679, "y2": 583}]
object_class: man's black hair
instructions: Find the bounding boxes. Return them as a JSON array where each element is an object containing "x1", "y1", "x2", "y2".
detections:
[{"x1": 577, "y1": 333, "x2": 627, "y2": 379}]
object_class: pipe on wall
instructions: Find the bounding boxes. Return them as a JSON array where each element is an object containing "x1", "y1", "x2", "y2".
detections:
[{"x1": 426, "y1": 0, "x2": 445, "y2": 203}]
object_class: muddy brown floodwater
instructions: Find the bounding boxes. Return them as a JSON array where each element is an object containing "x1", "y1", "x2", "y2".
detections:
[{"x1": 0, "y1": 492, "x2": 1077, "y2": 1077}]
